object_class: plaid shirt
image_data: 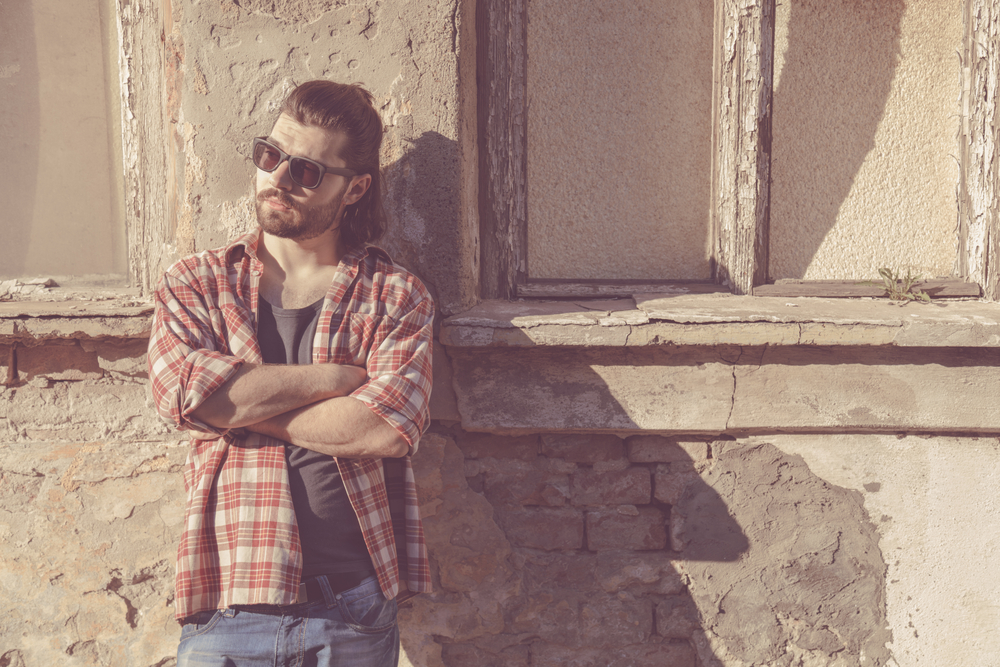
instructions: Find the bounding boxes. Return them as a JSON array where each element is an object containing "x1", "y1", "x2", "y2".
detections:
[{"x1": 148, "y1": 229, "x2": 433, "y2": 622}]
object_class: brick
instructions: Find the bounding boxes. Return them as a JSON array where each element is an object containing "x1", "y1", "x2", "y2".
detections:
[
  {"x1": 441, "y1": 643, "x2": 530, "y2": 667},
  {"x1": 655, "y1": 596, "x2": 700, "y2": 639},
  {"x1": 626, "y1": 435, "x2": 709, "y2": 463},
  {"x1": 531, "y1": 641, "x2": 696, "y2": 667},
  {"x1": 653, "y1": 465, "x2": 700, "y2": 505},
  {"x1": 80, "y1": 339, "x2": 149, "y2": 378},
  {"x1": 456, "y1": 432, "x2": 540, "y2": 460},
  {"x1": 482, "y1": 459, "x2": 573, "y2": 507},
  {"x1": 510, "y1": 591, "x2": 586, "y2": 644},
  {"x1": 571, "y1": 468, "x2": 651, "y2": 506},
  {"x1": 523, "y1": 552, "x2": 597, "y2": 590},
  {"x1": 586, "y1": 507, "x2": 667, "y2": 551},
  {"x1": 485, "y1": 469, "x2": 570, "y2": 507},
  {"x1": 594, "y1": 551, "x2": 685, "y2": 595},
  {"x1": 500, "y1": 507, "x2": 584, "y2": 550},
  {"x1": 579, "y1": 593, "x2": 653, "y2": 647},
  {"x1": 541, "y1": 434, "x2": 624, "y2": 463},
  {"x1": 510, "y1": 591, "x2": 651, "y2": 649},
  {"x1": 592, "y1": 459, "x2": 629, "y2": 472},
  {"x1": 16, "y1": 342, "x2": 103, "y2": 382}
]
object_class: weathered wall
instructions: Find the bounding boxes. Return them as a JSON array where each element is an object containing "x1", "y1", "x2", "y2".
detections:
[
  {"x1": 4, "y1": 332, "x2": 999, "y2": 666},
  {"x1": 525, "y1": 0, "x2": 715, "y2": 281},
  {"x1": 769, "y1": 0, "x2": 963, "y2": 280},
  {"x1": 162, "y1": 0, "x2": 478, "y2": 316},
  {"x1": 5, "y1": 0, "x2": 1000, "y2": 666}
]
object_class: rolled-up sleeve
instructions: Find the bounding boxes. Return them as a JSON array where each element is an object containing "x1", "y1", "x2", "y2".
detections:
[
  {"x1": 351, "y1": 291, "x2": 434, "y2": 454},
  {"x1": 148, "y1": 271, "x2": 245, "y2": 435}
]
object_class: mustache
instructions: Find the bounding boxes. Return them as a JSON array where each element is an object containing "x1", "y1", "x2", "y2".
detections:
[{"x1": 257, "y1": 188, "x2": 296, "y2": 209}]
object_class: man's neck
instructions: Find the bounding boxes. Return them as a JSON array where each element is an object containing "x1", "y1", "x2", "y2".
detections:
[{"x1": 257, "y1": 228, "x2": 346, "y2": 308}]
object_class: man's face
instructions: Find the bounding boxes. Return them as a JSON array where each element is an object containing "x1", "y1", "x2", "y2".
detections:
[{"x1": 254, "y1": 114, "x2": 354, "y2": 241}]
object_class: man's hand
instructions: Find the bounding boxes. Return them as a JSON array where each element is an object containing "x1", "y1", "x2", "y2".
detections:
[{"x1": 192, "y1": 362, "x2": 367, "y2": 430}]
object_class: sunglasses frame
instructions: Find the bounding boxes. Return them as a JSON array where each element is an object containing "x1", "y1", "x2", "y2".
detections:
[{"x1": 251, "y1": 137, "x2": 356, "y2": 190}]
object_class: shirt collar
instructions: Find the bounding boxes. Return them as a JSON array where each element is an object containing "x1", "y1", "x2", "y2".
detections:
[{"x1": 222, "y1": 227, "x2": 388, "y2": 276}]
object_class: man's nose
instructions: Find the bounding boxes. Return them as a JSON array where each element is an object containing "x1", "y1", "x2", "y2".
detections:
[{"x1": 268, "y1": 159, "x2": 294, "y2": 190}]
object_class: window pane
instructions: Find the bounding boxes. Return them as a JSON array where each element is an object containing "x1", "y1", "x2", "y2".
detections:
[
  {"x1": 526, "y1": 0, "x2": 715, "y2": 280},
  {"x1": 770, "y1": 0, "x2": 961, "y2": 281},
  {"x1": 0, "y1": 0, "x2": 126, "y2": 282}
]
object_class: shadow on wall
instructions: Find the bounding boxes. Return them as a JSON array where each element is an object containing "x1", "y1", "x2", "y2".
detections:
[
  {"x1": 402, "y1": 430, "x2": 743, "y2": 666},
  {"x1": 770, "y1": 0, "x2": 905, "y2": 278},
  {"x1": 381, "y1": 130, "x2": 464, "y2": 315},
  {"x1": 420, "y1": 341, "x2": 892, "y2": 665},
  {"x1": 0, "y1": 1, "x2": 39, "y2": 278}
]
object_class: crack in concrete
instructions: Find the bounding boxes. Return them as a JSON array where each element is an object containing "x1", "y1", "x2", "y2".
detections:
[{"x1": 724, "y1": 346, "x2": 744, "y2": 431}]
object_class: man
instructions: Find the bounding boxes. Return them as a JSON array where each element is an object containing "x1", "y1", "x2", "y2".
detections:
[{"x1": 148, "y1": 80, "x2": 432, "y2": 666}]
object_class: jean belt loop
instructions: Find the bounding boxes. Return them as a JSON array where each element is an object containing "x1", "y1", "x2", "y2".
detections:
[
  {"x1": 315, "y1": 575, "x2": 337, "y2": 608},
  {"x1": 222, "y1": 607, "x2": 237, "y2": 618}
]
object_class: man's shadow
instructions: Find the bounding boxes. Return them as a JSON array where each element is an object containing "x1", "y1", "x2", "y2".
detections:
[
  {"x1": 436, "y1": 338, "x2": 892, "y2": 665},
  {"x1": 379, "y1": 130, "x2": 741, "y2": 663},
  {"x1": 389, "y1": 3, "x2": 906, "y2": 646}
]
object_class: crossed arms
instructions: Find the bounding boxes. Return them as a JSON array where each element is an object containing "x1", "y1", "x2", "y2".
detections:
[
  {"x1": 192, "y1": 362, "x2": 409, "y2": 458},
  {"x1": 148, "y1": 251, "x2": 433, "y2": 460}
]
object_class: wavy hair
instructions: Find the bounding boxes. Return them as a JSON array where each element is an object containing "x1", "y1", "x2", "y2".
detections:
[{"x1": 279, "y1": 80, "x2": 387, "y2": 247}]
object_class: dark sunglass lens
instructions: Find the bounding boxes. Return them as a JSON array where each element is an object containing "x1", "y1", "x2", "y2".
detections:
[
  {"x1": 254, "y1": 143, "x2": 282, "y2": 171},
  {"x1": 290, "y1": 158, "x2": 322, "y2": 188}
]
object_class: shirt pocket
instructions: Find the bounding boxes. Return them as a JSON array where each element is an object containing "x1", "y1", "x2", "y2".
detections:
[{"x1": 324, "y1": 312, "x2": 383, "y2": 366}]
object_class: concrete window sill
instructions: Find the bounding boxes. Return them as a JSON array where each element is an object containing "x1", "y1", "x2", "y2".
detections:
[
  {"x1": 438, "y1": 294, "x2": 1000, "y2": 433},
  {"x1": 440, "y1": 293, "x2": 1000, "y2": 349},
  {"x1": 0, "y1": 298, "x2": 154, "y2": 341}
]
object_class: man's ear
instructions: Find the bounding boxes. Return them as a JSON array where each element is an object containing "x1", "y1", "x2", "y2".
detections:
[{"x1": 343, "y1": 173, "x2": 372, "y2": 205}]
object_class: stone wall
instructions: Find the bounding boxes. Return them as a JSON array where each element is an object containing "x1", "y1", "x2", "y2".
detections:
[
  {"x1": 3, "y1": 329, "x2": 1000, "y2": 665},
  {"x1": 0, "y1": 333, "x2": 185, "y2": 665}
]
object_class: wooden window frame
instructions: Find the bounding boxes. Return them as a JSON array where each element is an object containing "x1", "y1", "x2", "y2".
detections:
[
  {"x1": 477, "y1": 0, "x2": 996, "y2": 301},
  {"x1": 117, "y1": 0, "x2": 174, "y2": 294}
]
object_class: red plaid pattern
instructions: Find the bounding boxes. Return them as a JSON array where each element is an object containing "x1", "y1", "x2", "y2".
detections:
[{"x1": 148, "y1": 230, "x2": 433, "y2": 621}]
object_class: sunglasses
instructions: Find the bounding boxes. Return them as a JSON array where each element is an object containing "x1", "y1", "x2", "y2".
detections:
[{"x1": 251, "y1": 137, "x2": 356, "y2": 189}]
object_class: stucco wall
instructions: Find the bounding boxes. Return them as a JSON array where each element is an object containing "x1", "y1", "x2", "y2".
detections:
[
  {"x1": 162, "y1": 0, "x2": 478, "y2": 316},
  {"x1": 770, "y1": 0, "x2": 962, "y2": 281},
  {"x1": 525, "y1": 0, "x2": 715, "y2": 281}
]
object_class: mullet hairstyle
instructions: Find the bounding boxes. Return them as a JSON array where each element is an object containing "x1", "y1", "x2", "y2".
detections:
[{"x1": 279, "y1": 80, "x2": 387, "y2": 247}]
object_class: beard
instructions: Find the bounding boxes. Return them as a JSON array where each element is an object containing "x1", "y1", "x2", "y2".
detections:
[{"x1": 255, "y1": 187, "x2": 345, "y2": 241}]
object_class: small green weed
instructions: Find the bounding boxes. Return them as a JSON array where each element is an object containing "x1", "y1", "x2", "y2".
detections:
[{"x1": 868, "y1": 267, "x2": 931, "y2": 303}]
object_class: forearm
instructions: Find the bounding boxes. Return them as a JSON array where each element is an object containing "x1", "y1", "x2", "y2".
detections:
[
  {"x1": 246, "y1": 396, "x2": 409, "y2": 459},
  {"x1": 192, "y1": 363, "x2": 366, "y2": 429}
]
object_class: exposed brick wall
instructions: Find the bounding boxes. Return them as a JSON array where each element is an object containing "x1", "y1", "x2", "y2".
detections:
[
  {"x1": 403, "y1": 429, "x2": 709, "y2": 666},
  {"x1": 405, "y1": 429, "x2": 891, "y2": 667}
]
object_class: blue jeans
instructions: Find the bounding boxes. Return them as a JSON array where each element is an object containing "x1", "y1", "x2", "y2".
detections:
[{"x1": 177, "y1": 576, "x2": 399, "y2": 667}]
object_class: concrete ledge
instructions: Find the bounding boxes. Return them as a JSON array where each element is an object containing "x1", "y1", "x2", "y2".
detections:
[
  {"x1": 441, "y1": 296, "x2": 1000, "y2": 348},
  {"x1": 447, "y1": 345, "x2": 1000, "y2": 434},
  {"x1": 0, "y1": 300, "x2": 154, "y2": 341}
]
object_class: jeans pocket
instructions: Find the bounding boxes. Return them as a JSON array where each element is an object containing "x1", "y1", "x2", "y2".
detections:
[
  {"x1": 338, "y1": 591, "x2": 397, "y2": 634},
  {"x1": 179, "y1": 610, "x2": 222, "y2": 641}
]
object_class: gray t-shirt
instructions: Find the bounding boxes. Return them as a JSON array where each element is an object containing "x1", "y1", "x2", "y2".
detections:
[{"x1": 256, "y1": 297, "x2": 374, "y2": 579}]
